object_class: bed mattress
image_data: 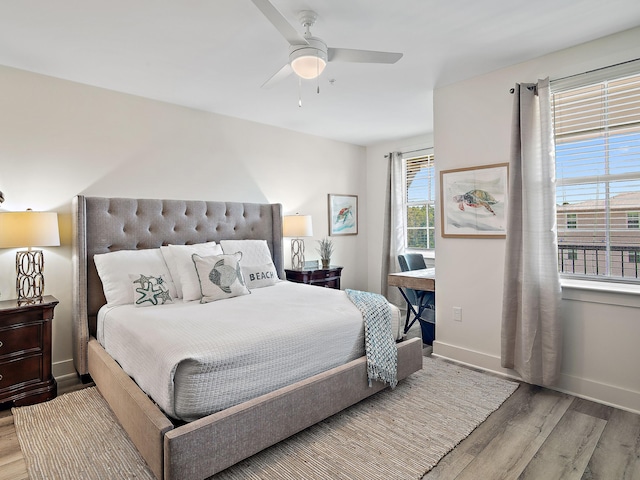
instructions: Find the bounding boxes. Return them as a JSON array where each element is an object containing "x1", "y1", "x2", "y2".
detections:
[{"x1": 97, "y1": 281, "x2": 402, "y2": 421}]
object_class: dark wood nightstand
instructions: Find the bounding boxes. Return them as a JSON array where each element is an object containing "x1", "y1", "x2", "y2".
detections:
[
  {"x1": 0, "y1": 295, "x2": 58, "y2": 407},
  {"x1": 285, "y1": 266, "x2": 343, "y2": 289}
]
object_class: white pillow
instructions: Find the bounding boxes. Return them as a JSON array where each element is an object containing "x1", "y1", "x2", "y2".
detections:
[
  {"x1": 219, "y1": 239, "x2": 276, "y2": 268},
  {"x1": 94, "y1": 249, "x2": 177, "y2": 305},
  {"x1": 192, "y1": 253, "x2": 250, "y2": 303},
  {"x1": 241, "y1": 263, "x2": 279, "y2": 289},
  {"x1": 161, "y1": 241, "x2": 219, "y2": 298},
  {"x1": 165, "y1": 242, "x2": 223, "y2": 301},
  {"x1": 129, "y1": 274, "x2": 174, "y2": 307}
]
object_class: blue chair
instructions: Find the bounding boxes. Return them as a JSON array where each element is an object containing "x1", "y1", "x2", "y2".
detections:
[{"x1": 397, "y1": 254, "x2": 435, "y2": 344}]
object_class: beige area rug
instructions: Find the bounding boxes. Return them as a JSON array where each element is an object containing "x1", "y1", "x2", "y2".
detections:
[{"x1": 13, "y1": 357, "x2": 518, "y2": 480}]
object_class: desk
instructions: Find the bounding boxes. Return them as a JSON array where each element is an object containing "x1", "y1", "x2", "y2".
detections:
[{"x1": 388, "y1": 268, "x2": 436, "y2": 340}]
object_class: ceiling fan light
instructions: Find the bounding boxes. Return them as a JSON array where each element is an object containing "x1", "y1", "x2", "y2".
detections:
[
  {"x1": 291, "y1": 55, "x2": 326, "y2": 79},
  {"x1": 289, "y1": 40, "x2": 328, "y2": 80}
]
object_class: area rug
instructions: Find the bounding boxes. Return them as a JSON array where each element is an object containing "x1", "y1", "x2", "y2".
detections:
[{"x1": 13, "y1": 357, "x2": 518, "y2": 480}]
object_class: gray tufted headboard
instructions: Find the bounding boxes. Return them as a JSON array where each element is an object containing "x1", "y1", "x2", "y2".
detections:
[{"x1": 72, "y1": 195, "x2": 284, "y2": 376}]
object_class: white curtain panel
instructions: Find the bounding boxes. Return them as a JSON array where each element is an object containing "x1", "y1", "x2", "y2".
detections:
[
  {"x1": 381, "y1": 152, "x2": 405, "y2": 307},
  {"x1": 501, "y1": 78, "x2": 562, "y2": 386}
]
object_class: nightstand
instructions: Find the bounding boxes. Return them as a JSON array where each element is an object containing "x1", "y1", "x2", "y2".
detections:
[
  {"x1": 285, "y1": 266, "x2": 343, "y2": 289},
  {"x1": 0, "y1": 295, "x2": 58, "y2": 407}
]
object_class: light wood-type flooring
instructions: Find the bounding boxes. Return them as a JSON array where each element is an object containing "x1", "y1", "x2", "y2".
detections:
[{"x1": 1, "y1": 357, "x2": 638, "y2": 480}]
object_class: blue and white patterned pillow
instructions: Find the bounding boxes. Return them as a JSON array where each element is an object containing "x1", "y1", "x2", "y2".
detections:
[
  {"x1": 130, "y1": 274, "x2": 174, "y2": 307},
  {"x1": 192, "y1": 252, "x2": 250, "y2": 303}
]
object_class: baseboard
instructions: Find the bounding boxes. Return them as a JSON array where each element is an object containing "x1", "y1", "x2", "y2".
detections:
[
  {"x1": 53, "y1": 358, "x2": 77, "y2": 381},
  {"x1": 432, "y1": 340, "x2": 640, "y2": 415}
]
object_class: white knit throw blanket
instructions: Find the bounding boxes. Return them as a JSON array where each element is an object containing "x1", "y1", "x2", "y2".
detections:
[{"x1": 346, "y1": 289, "x2": 398, "y2": 388}]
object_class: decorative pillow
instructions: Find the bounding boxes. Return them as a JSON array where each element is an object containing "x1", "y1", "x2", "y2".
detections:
[
  {"x1": 94, "y1": 249, "x2": 177, "y2": 305},
  {"x1": 241, "y1": 262, "x2": 279, "y2": 289},
  {"x1": 192, "y1": 252, "x2": 250, "y2": 303},
  {"x1": 164, "y1": 242, "x2": 223, "y2": 301},
  {"x1": 130, "y1": 274, "x2": 173, "y2": 307},
  {"x1": 219, "y1": 240, "x2": 275, "y2": 266}
]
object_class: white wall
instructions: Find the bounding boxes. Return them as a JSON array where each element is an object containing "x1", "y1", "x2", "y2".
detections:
[
  {"x1": 0, "y1": 66, "x2": 369, "y2": 379},
  {"x1": 433, "y1": 27, "x2": 640, "y2": 413}
]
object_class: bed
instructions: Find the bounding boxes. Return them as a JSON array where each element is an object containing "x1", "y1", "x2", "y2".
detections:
[{"x1": 72, "y1": 195, "x2": 423, "y2": 480}]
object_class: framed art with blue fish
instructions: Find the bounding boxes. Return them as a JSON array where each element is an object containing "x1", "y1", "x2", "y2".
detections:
[
  {"x1": 440, "y1": 163, "x2": 509, "y2": 238},
  {"x1": 328, "y1": 194, "x2": 358, "y2": 236}
]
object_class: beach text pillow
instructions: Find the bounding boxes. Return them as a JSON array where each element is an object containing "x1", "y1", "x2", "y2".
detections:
[{"x1": 241, "y1": 263, "x2": 279, "y2": 289}]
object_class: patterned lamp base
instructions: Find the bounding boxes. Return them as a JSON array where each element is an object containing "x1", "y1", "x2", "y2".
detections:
[
  {"x1": 16, "y1": 249, "x2": 45, "y2": 303},
  {"x1": 291, "y1": 238, "x2": 306, "y2": 270}
]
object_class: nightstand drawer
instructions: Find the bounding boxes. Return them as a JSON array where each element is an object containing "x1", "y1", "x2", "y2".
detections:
[
  {"x1": 0, "y1": 355, "x2": 42, "y2": 390},
  {"x1": 285, "y1": 266, "x2": 343, "y2": 289},
  {"x1": 321, "y1": 278, "x2": 340, "y2": 289},
  {"x1": 0, "y1": 324, "x2": 41, "y2": 359},
  {"x1": 309, "y1": 270, "x2": 337, "y2": 280}
]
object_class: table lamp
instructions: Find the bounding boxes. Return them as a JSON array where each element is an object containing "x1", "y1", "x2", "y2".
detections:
[
  {"x1": 0, "y1": 209, "x2": 60, "y2": 303},
  {"x1": 283, "y1": 214, "x2": 313, "y2": 269}
]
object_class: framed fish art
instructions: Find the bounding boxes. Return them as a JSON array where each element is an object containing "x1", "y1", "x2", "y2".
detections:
[
  {"x1": 440, "y1": 163, "x2": 509, "y2": 238},
  {"x1": 328, "y1": 194, "x2": 358, "y2": 236}
]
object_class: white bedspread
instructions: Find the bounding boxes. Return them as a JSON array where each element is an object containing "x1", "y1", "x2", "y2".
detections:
[{"x1": 97, "y1": 281, "x2": 402, "y2": 421}]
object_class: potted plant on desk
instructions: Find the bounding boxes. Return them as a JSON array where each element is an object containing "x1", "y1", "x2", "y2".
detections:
[{"x1": 317, "y1": 237, "x2": 334, "y2": 269}]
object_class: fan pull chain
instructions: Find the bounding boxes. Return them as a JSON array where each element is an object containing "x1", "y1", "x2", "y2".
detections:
[
  {"x1": 316, "y1": 53, "x2": 320, "y2": 94},
  {"x1": 298, "y1": 76, "x2": 303, "y2": 107}
]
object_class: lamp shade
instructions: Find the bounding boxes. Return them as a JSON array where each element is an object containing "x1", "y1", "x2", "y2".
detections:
[
  {"x1": 283, "y1": 214, "x2": 313, "y2": 237},
  {"x1": 0, "y1": 211, "x2": 60, "y2": 248}
]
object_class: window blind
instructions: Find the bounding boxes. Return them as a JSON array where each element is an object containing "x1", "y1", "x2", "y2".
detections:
[
  {"x1": 551, "y1": 61, "x2": 640, "y2": 281},
  {"x1": 404, "y1": 152, "x2": 436, "y2": 250}
]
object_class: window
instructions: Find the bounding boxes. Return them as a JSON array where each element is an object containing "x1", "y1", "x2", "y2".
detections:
[
  {"x1": 404, "y1": 152, "x2": 435, "y2": 250},
  {"x1": 551, "y1": 60, "x2": 640, "y2": 282}
]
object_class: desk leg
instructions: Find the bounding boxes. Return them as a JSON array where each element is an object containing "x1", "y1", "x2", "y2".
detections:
[
  {"x1": 396, "y1": 287, "x2": 420, "y2": 334},
  {"x1": 397, "y1": 288, "x2": 434, "y2": 335}
]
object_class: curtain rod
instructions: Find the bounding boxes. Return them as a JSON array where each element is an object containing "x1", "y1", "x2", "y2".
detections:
[
  {"x1": 509, "y1": 84, "x2": 537, "y2": 94},
  {"x1": 384, "y1": 147, "x2": 432, "y2": 158},
  {"x1": 509, "y1": 57, "x2": 640, "y2": 94}
]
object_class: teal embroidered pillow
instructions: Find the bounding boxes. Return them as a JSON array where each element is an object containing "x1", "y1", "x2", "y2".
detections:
[
  {"x1": 130, "y1": 274, "x2": 174, "y2": 307},
  {"x1": 192, "y1": 252, "x2": 250, "y2": 303}
]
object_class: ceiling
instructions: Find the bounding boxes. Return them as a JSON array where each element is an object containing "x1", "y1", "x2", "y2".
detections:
[{"x1": 1, "y1": 1, "x2": 640, "y2": 146}]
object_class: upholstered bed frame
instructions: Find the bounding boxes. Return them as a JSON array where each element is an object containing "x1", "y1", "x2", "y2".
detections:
[{"x1": 72, "y1": 195, "x2": 423, "y2": 480}]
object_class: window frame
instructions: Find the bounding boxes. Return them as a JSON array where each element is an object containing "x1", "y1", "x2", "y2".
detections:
[
  {"x1": 551, "y1": 60, "x2": 640, "y2": 285},
  {"x1": 402, "y1": 151, "x2": 436, "y2": 252}
]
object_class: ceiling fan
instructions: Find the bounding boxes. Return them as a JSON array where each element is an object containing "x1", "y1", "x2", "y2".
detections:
[{"x1": 251, "y1": 0, "x2": 403, "y2": 88}]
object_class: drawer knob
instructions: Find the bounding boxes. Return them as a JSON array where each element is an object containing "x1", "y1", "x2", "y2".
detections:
[
  {"x1": 0, "y1": 340, "x2": 3, "y2": 348},
  {"x1": 0, "y1": 374, "x2": 2, "y2": 381}
]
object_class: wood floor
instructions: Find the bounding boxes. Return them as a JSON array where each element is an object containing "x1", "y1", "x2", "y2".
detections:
[
  {"x1": 1, "y1": 360, "x2": 638, "y2": 480},
  {"x1": 424, "y1": 377, "x2": 640, "y2": 480}
]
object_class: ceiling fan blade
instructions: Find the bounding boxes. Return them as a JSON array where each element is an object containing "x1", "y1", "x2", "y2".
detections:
[
  {"x1": 261, "y1": 63, "x2": 293, "y2": 89},
  {"x1": 250, "y1": 0, "x2": 309, "y2": 46},
  {"x1": 328, "y1": 48, "x2": 403, "y2": 64}
]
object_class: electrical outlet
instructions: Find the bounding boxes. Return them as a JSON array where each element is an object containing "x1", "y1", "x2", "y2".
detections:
[{"x1": 453, "y1": 307, "x2": 462, "y2": 322}]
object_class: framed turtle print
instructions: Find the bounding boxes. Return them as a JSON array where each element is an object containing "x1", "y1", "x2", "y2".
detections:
[
  {"x1": 328, "y1": 194, "x2": 358, "y2": 235},
  {"x1": 440, "y1": 163, "x2": 509, "y2": 238}
]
